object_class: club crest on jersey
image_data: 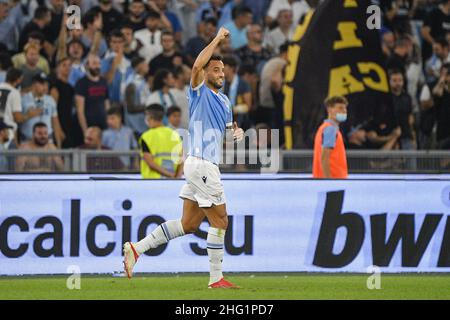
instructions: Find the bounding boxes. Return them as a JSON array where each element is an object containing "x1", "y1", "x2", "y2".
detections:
[{"x1": 202, "y1": 176, "x2": 207, "y2": 183}]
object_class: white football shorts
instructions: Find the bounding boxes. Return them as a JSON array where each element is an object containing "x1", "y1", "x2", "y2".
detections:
[{"x1": 179, "y1": 156, "x2": 226, "y2": 207}]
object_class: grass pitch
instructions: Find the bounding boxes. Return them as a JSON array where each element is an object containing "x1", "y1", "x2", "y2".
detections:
[{"x1": 1, "y1": 273, "x2": 450, "y2": 300}]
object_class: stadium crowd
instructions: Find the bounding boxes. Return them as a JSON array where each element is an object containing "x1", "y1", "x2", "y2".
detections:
[{"x1": 0, "y1": 0, "x2": 449, "y2": 172}]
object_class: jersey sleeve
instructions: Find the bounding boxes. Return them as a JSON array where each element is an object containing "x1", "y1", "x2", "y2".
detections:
[
  {"x1": 322, "y1": 125, "x2": 338, "y2": 149},
  {"x1": 188, "y1": 80, "x2": 205, "y2": 99}
]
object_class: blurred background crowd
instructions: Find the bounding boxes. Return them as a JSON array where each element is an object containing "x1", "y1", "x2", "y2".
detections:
[{"x1": 0, "y1": 0, "x2": 449, "y2": 172}]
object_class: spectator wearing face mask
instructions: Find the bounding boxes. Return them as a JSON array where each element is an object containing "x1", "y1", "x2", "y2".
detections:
[{"x1": 312, "y1": 96, "x2": 349, "y2": 179}]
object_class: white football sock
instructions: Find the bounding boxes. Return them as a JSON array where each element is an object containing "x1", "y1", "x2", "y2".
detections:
[
  {"x1": 134, "y1": 219, "x2": 185, "y2": 255},
  {"x1": 207, "y1": 227, "x2": 225, "y2": 285}
]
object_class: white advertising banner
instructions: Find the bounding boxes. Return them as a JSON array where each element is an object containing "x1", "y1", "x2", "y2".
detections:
[{"x1": 1, "y1": 178, "x2": 450, "y2": 275}]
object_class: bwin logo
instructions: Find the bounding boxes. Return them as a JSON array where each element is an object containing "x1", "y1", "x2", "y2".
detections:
[{"x1": 313, "y1": 191, "x2": 450, "y2": 268}]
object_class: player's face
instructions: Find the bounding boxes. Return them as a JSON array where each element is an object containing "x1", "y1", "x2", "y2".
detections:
[{"x1": 205, "y1": 60, "x2": 225, "y2": 90}]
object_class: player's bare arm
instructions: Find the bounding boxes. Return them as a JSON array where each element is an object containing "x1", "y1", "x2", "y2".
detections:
[{"x1": 191, "y1": 27, "x2": 230, "y2": 88}]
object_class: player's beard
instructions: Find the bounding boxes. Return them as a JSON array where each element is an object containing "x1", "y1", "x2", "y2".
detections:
[{"x1": 209, "y1": 78, "x2": 223, "y2": 90}]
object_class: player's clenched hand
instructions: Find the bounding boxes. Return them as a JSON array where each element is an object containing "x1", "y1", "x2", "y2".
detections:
[
  {"x1": 216, "y1": 27, "x2": 230, "y2": 41},
  {"x1": 232, "y1": 122, "x2": 244, "y2": 142}
]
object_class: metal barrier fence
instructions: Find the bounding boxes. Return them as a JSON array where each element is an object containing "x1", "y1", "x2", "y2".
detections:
[{"x1": 0, "y1": 149, "x2": 449, "y2": 173}]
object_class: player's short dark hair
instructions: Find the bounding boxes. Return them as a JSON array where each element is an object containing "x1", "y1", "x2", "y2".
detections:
[
  {"x1": 204, "y1": 54, "x2": 223, "y2": 68},
  {"x1": 28, "y1": 31, "x2": 45, "y2": 44},
  {"x1": 324, "y1": 96, "x2": 348, "y2": 108},
  {"x1": 33, "y1": 121, "x2": 47, "y2": 132},
  {"x1": 167, "y1": 105, "x2": 181, "y2": 117},
  {"x1": 222, "y1": 55, "x2": 238, "y2": 69},
  {"x1": 6, "y1": 67, "x2": 23, "y2": 83},
  {"x1": 107, "y1": 106, "x2": 122, "y2": 117},
  {"x1": 145, "y1": 104, "x2": 165, "y2": 121},
  {"x1": 34, "y1": 6, "x2": 50, "y2": 20}
]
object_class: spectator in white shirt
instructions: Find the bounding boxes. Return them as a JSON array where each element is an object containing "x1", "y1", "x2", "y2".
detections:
[
  {"x1": 134, "y1": 10, "x2": 163, "y2": 63},
  {"x1": 0, "y1": 68, "x2": 42, "y2": 144},
  {"x1": 265, "y1": 0, "x2": 310, "y2": 32},
  {"x1": 264, "y1": 9, "x2": 294, "y2": 55}
]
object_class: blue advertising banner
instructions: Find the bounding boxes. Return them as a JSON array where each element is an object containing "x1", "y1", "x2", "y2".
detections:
[{"x1": 1, "y1": 178, "x2": 450, "y2": 275}]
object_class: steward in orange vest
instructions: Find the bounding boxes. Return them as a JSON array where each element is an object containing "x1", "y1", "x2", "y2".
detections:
[{"x1": 313, "y1": 96, "x2": 348, "y2": 179}]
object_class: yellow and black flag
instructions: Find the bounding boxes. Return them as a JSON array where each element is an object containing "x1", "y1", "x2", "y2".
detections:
[{"x1": 283, "y1": 0, "x2": 391, "y2": 149}]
